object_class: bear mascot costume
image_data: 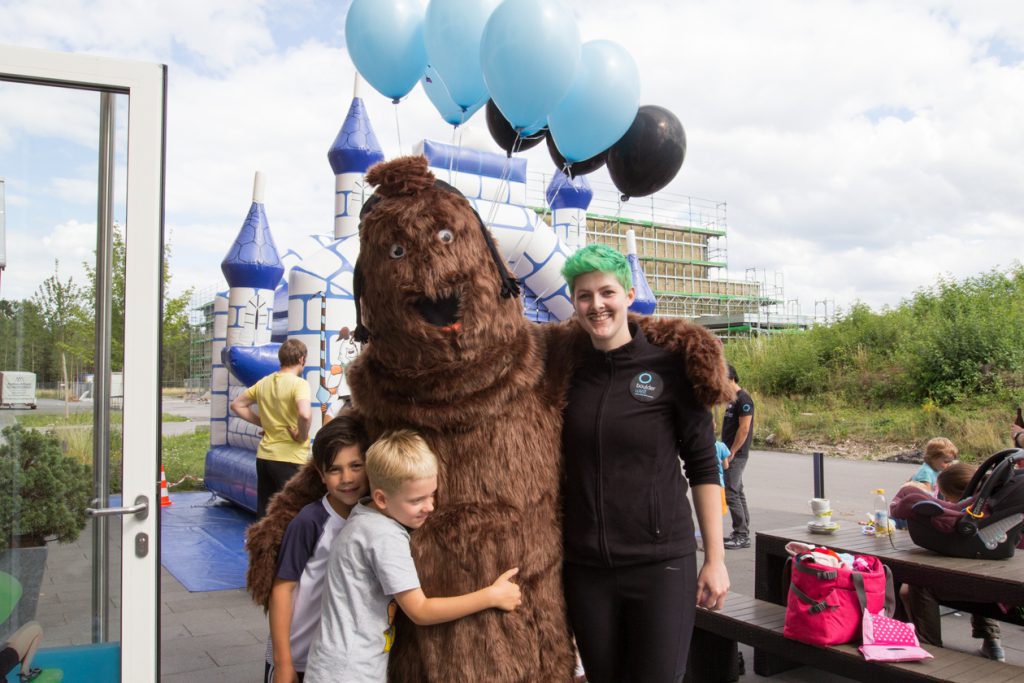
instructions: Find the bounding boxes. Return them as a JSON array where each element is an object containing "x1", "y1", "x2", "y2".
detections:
[{"x1": 246, "y1": 156, "x2": 733, "y2": 682}]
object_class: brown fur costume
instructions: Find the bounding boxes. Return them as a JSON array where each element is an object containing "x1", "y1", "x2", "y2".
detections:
[
  {"x1": 344, "y1": 156, "x2": 734, "y2": 682},
  {"x1": 244, "y1": 156, "x2": 733, "y2": 680}
]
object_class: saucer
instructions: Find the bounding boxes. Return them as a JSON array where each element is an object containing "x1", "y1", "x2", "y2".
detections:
[{"x1": 807, "y1": 521, "x2": 840, "y2": 534}]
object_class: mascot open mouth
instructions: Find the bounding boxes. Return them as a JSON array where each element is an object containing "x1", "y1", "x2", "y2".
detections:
[{"x1": 413, "y1": 293, "x2": 461, "y2": 330}]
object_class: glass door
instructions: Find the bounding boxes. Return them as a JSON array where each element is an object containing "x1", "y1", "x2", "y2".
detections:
[{"x1": 0, "y1": 45, "x2": 165, "y2": 682}]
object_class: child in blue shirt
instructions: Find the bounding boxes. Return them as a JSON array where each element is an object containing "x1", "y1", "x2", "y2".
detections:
[{"x1": 912, "y1": 437, "x2": 958, "y2": 493}]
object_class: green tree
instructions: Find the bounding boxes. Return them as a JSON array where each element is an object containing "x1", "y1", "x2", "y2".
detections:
[
  {"x1": 84, "y1": 224, "x2": 194, "y2": 386},
  {"x1": 84, "y1": 223, "x2": 126, "y2": 371},
  {"x1": 31, "y1": 260, "x2": 91, "y2": 389}
]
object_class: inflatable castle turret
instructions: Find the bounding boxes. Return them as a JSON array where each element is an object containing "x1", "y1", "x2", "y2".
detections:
[
  {"x1": 206, "y1": 174, "x2": 284, "y2": 511},
  {"x1": 329, "y1": 78, "x2": 384, "y2": 239},
  {"x1": 221, "y1": 172, "x2": 282, "y2": 347},
  {"x1": 204, "y1": 83, "x2": 656, "y2": 512},
  {"x1": 626, "y1": 228, "x2": 657, "y2": 314},
  {"x1": 547, "y1": 171, "x2": 592, "y2": 252}
]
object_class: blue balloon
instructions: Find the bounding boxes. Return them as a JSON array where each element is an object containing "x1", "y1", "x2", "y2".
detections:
[
  {"x1": 521, "y1": 117, "x2": 547, "y2": 136},
  {"x1": 345, "y1": 0, "x2": 428, "y2": 102},
  {"x1": 480, "y1": 0, "x2": 580, "y2": 131},
  {"x1": 421, "y1": 64, "x2": 486, "y2": 125},
  {"x1": 548, "y1": 40, "x2": 640, "y2": 163},
  {"x1": 425, "y1": 0, "x2": 500, "y2": 110}
]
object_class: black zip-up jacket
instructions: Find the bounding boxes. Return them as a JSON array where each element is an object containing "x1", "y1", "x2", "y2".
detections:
[{"x1": 562, "y1": 325, "x2": 719, "y2": 567}]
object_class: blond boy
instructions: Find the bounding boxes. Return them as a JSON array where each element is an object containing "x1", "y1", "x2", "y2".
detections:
[
  {"x1": 911, "y1": 437, "x2": 958, "y2": 492},
  {"x1": 304, "y1": 430, "x2": 521, "y2": 683}
]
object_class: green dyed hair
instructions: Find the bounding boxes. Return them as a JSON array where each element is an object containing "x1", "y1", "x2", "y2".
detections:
[{"x1": 561, "y1": 243, "x2": 633, "y2": 295}]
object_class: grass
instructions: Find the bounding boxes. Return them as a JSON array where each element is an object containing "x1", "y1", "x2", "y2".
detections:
[
  {"x1": 40, "y1": 424, "x2": 210, "y2": 494},
  {"x1": 16, "y1": 411, "x2": 188, "y2": 428},
  {"x1": 747, "y1": 395, "x2": 1011, "y2": 461},
  {"x1": 161, "y1": 426, "x2": 210, "y2": 491}
]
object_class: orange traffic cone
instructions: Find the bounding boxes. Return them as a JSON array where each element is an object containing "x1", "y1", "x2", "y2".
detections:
[{"x1": 160, "y1": 465, "x2": 173, "y2": 507}]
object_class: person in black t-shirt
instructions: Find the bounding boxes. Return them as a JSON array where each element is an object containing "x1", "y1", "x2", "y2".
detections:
[{"x1": 721, "y1": 365, "x2": 755, "y2": 549}]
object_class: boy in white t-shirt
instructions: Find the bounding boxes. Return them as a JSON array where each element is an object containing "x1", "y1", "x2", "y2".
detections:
[
  {"x1": 264, "y1": 414, "x2": 371, "y2": 683},
  {"x1": 304, "y1": 430, "x2": 522, "y2": 683}
]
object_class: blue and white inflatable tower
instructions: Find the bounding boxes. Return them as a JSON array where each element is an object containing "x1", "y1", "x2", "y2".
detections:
[
  {"x1": 547, "y1": 171, "x2": 592, "y2": 252},
  {"x1": 329, "y1": 78, "x2": 384, "y2": 239},
  {"x1": 206, "y1": 173, "x2": 284, "y2": 512}
]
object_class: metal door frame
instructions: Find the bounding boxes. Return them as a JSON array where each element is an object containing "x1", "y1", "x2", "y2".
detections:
[{"x1": 0, "y1": 43, "x2": 166, "y2": 681}]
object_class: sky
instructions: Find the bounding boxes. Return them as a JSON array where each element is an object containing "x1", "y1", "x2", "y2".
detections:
[{"x1": 1, "y1": 0, "x2": 1023, "y2": 318}]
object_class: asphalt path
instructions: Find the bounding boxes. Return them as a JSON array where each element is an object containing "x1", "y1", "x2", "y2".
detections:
[{"x1": 0, "y1": 397, "x2": 210, "y2": 436}]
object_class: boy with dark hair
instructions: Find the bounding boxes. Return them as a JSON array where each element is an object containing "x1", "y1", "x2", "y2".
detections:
[
  {"x1": 304, "y1": 430, "x2": 522, "y2": 682},
  {"x1": 232, "y1": 338, "x2": 313, "y2": 516},
  {"x1": 263, "y1": 414, "x2": 371, "y2": 683},
  {"x1": 722, "y1": 364, "x2": 755, "y2": 549}
]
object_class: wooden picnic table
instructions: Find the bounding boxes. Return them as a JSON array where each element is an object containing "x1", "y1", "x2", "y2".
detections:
[
  {"x1": 755, "y1": 524, "x2": 1024, "y2": 606},
  {"x1": 752, "y1": 524, "x2": 1024, "y2": 676}
]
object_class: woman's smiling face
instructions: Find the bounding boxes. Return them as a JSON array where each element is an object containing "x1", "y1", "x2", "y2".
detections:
[{"x1": 572, "y1": 270, "x2": 635, "y2": 351}]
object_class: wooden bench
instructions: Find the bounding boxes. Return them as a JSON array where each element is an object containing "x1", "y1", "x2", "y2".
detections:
[{"x1": 685, "y1": 592, "x2": 1024, "y2": 682}]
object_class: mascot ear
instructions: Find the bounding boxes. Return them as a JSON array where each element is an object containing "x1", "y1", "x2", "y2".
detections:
[
  {"x1": 352, "y1": 261, "x2": 370, "y2": 343},
  {"x1": 471, "y1": 208, "x2": 521, "y2": 299},
  {"x1": 365, "y1": 156, "x2": 435, "y2": 197}
]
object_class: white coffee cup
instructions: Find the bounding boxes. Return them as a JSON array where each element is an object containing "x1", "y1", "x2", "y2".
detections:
[{"x1": 810, "y1": 498, "x2": 832, "y2": 525}]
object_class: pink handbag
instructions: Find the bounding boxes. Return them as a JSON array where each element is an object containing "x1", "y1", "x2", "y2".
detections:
[
  {"x1": 783, "y1": 551, "x2": 894, "y2": 647},
  {"x1": 859, "y1": 609, "x2": 933, "y2": 662}
]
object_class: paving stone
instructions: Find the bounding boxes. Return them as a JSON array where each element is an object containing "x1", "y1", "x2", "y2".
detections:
[
  {"x1": 225, "y1": 602, "x2": 263, "y2": 621},
  {"x1": 207, "y1": 641, "x2": 268, "y2": 667},
  {"x1": 160, "y1": 649, "x2": 216, "y2": 675},
  {"x1": 162, "y1": 660, "x2": 263, "y2": 683},
  {"x1": 164, "y1": 590, "x2": 251, "y2": 614},
  {"x1": 163, "y1": 628, "x2": 259, "y2": 653},
  {"x1": 159, "y1": 619, "x2": 191, "y2": 640}
]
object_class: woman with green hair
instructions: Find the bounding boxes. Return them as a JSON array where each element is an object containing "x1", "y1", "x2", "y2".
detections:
[{"x1": 560, "y1": 243, "x2": 729, "y2": 682}]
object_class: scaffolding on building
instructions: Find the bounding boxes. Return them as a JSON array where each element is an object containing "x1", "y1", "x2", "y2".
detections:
[
  {"x1": 528, "y1": 171, "x2": 813, "y2": 338},
  {"x1": 186, "y1": 283, "x2": 219, "y2": 401}
]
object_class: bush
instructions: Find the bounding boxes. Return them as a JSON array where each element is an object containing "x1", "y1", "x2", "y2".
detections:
[
  {"x1": 726, "y1": 265, "x2": 1024, "y2": 407},
  {"x1": 0, "y1": 424, "x2": 92, "y2": 547}
]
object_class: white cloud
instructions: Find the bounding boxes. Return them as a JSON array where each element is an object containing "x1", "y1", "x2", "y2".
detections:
[
  {"x1": 2, "y1": 218, "x2": 96, "y2": 301},
  {"x1": 3, "y1": 0, "x2": 1024, "y2": 317}
]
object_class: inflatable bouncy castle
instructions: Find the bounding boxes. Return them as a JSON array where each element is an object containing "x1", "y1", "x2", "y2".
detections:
[{"x1": 203, "y1": 86, "x2": 655, "y2": 513}]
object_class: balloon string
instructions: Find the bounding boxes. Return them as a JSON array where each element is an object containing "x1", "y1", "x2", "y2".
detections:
[
  {"x1": 448, "y1": 125, "x2": 458, "y2": 186},
  {"x1": 393, "y1": 102, "x2": 403, "y2": 156},
  {"x1": 505, "y1": 133, "x2": 536, "y2": 278},
  {"x1": 486, "y1": 132, "x2": 518, "y2": 223}
]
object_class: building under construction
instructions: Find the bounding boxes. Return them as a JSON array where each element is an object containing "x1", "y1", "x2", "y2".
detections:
[{"x1": 528, "y1": 171, "x2": 814, "y2": 339}]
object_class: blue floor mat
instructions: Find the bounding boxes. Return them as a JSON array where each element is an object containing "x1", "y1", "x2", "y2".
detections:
[{"x1": 159, "y1": 492, "x2": 256, "y2": 592}]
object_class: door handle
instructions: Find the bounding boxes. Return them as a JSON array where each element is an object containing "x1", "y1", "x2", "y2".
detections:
[{"x1": 86, "y1": 494, "x2": 149, "y2": 521}]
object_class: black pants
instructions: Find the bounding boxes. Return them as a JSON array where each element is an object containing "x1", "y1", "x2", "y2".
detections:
[
  {"x1": 256, "y1": 459, "x2": 301, "y2": 517},
  {"x1": 265, "y1": 661, "x2": 304, "y2": 682},
  {"x1": 1, "y1": 646, "x2": 18, "y2": 676},
  {"x1": 723, "y1": 456, "x2": 750, "y2": 537},
  {"x1": 565, "y1": 555, "x2": 698, "y2": 683}
]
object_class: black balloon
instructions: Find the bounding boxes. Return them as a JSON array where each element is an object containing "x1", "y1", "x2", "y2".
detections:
[
  {"x1": 485, "y1": 99, "x2": 546, "y2": 157},
  {"x1": 545, "y1": 131, "x2": 606, "y2": 179},
  {"x1": 606, "y1": 105, "x2": 686, "y2": 200}
]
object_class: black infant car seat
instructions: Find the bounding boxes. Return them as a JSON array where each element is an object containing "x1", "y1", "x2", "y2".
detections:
[{"x1": 908, "y1": 448, "x2": 1024, "y2": 559}]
